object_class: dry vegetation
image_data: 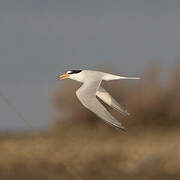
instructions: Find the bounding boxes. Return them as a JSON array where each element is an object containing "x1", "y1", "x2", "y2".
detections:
[{"x1": 1, "y1": 63, "x2": 180, "y2": 180}]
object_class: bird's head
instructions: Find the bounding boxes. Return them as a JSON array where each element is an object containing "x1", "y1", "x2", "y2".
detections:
[{"x1": 57, "y1": 70, "x2": 83, "y2": 82}]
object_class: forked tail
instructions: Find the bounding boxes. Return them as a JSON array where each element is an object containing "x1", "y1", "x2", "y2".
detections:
[
  {"x1": 103, "y1": 73, "x2": 141, "y2": 81},
  {"x1": 119, "y1": 76, "x2": 140, "y2": 80}
]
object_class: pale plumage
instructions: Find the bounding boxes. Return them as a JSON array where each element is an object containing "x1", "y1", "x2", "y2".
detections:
[{"x1": 58, "y1": 70, "x2": 140, "y2": 131}]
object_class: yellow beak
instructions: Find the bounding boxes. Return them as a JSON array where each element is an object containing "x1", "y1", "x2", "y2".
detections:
[{"x1": 59, "y1": 73, "x2": 70, "y2": 80}]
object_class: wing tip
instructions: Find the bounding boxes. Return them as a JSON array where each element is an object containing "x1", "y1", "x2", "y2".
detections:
[
  {"x1": 112, "y1": 124, "x2": 127, "y2": 132},
  {"x1": 119, "y1": 126, "x2": 127, "y2": 132},
  {"x1": 113, "y1": 105, "x2": 130, "y2": 117}
]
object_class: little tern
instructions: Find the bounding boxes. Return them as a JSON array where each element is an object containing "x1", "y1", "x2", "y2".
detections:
[{"x1": 57, "y1": 70, "x2": 140, "y2": 131}]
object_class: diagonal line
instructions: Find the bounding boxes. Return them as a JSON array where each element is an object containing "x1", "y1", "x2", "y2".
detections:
[
  {"x1": 0, "y1": 89, "x2": 39, "y2": 135},
  {"x1": 0, "y1": 89, "x2": 83, "y2": 179}
]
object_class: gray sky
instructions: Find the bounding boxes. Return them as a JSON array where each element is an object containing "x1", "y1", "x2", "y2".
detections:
[{"x1": 0, "y1": 0, "x2": 180, "y2": 131}]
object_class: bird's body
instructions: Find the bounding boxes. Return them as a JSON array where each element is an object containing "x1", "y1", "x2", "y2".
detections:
[{"x1": 58, "y1": 70, "x2": 140, "y2": 131}]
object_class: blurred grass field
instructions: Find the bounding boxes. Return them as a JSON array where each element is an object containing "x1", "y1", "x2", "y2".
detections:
[
  {"x1": 0, "y1": 125, "x2": 180, "y2": 180},
  {"x1": 1, "y1": 63, "x2": 180, "y2": 180}
]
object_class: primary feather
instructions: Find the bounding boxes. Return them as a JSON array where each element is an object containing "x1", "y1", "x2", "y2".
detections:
[{"x1": 96, "y1": 86, "x2": 130, "y2": 116}]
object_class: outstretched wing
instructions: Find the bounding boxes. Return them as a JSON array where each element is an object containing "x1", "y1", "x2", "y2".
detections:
[
  {"x1": 96, "y1": 86, "x2": 130, "y2": 116},
  {"x1": 76, "y1": 80, "x2": 125, "y2": 130}
]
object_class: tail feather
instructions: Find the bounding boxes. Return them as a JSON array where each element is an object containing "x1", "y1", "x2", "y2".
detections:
[
  {"x1": 119, "y1": 76, "x2": 140, "y2": 80},
  {"x1": 103, "y1": 73, "x2": 140, "y2": 81}
]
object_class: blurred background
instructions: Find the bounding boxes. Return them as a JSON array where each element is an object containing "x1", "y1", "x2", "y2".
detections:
[{"x1": 0, "y1": 0, "x2": 180, "y2": 179}]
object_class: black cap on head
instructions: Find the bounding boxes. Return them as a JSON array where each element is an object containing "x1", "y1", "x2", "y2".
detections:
[{"x1": 66, "y1": 70, "x2": 82, "y2": 74}]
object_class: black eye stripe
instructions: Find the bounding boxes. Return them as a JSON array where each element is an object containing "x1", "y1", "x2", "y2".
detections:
[{"x1": 68, "y1": 70, "x2": 82, "y2": 74}]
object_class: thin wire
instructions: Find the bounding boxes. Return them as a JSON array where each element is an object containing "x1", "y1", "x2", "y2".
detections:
[
  {"x1": 0, "y1": 89, "x2": 83, "y2": 179},
  {"x1": 0, "y1": 89, "x2": 39, "y2": 135}
]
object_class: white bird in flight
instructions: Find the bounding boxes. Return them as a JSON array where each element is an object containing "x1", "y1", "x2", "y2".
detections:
[{"x1": 57, "y1": 70, "x2": 140, "y2": 131}]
